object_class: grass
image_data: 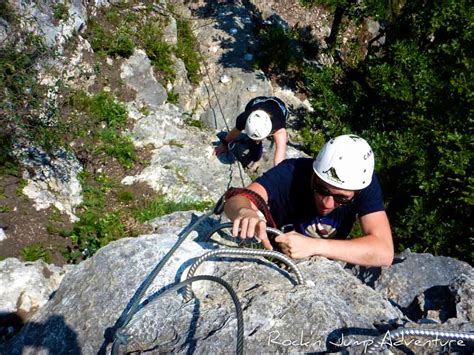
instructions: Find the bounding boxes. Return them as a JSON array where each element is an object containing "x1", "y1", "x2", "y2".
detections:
[
  {"x1": 53, "y1": 3, "x2": 69, "y2": 21},
  {"x1": 69, "y1": 90, "x2": 137, "y2": 169},
  {"x1": 133, "y1": 197, "x2": 212, "y2": 223},
  {"x1": 141, "y1": 22, "x2": 175, "y2": 81},
  {"x1": 176, "y1": 19, "x2": 201, "y2": 84},
  {"x1": 0, "y1": 133, "x2": 20, "y2": 177},
  {"x1": 0, "y1": 205, "x2": 12, "y2": 213},
  {"x1": 16, "y1": 179, "x2": 28, "y2": 196},
  {"x1": 62, "y1": 169, "x2": 213, "y2": 263},
  {"x1": 21, "y1": 244, "x2": 52, "y2": 263},
  {"x1": 167, "y1": 89, "x2": 179, "y2": 104},
  {"x1": 184, "y1": 115, "x2": 205, "y2": 129}
]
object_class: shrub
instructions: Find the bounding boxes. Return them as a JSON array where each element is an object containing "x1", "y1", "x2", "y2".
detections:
[
  {"x1": 141, "y1": 22, "x2": 175, "y2": 81},
  {"x1": 302, "y1": 0, "x2": 473, "y2": 262},
  {"x1": 21, "y1": 244, "x2": 52, "y2": 263},
  {"x1": 53, "y1": 3, "x2": 68, "y2": 21},
  {"x1": 176, "y1": 19, "x2": 201, "y2": 84}
]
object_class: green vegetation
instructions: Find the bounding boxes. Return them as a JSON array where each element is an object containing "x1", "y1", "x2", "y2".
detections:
[
  {"x1": 184, "y1": 115, "x2": 205, "y2": 129},
  {"x1": 16, "y1": 179, "x2": 28, "y2": 196},
  {"x1": 133, "y1": 197, "x2": 212, "y2": 224},
  {"x1": 300, "y1": 0, "x2": 473, "y2": 262},
  {"x1": 62, "y1": 171, "x2": 212, "y2": 263},
  {"x1": 141, "y1": 21, "x2": 175, "y2": 81},
  {"x1": 176, "y1": 19, "x2": 201, "y2": 84},
  {"x1": 0, "y1": 1, "x2": 16, "y2": 23},
  {"x1": 53, "y1": 3, "x2": 69, "y2": 21},
  {"x1": 0, "y1": 133, "x2": 19, "y2": 177},
  {"x1": 255, "y1": 25, "x2": 302, "y2": 73},
  {"x1": 83, "y1": 2, "x2": 202, "y2": 85},
  {"x1": 86, "y1": 19, "x2": 135, "y2": 58},
  {"x1": 21, "y1": 244, "x2": 52, "y2": 263},
  {"x1": 167, "y1": 89, "x2": 179, "y2": 104},
  {"x1": 69, "y1": 90, "x2": 136, "y2": 169},
  {"x1": 0, "y1": 32, "x2": 65, "y2": 152},
  {"x1": 0, "y1": 205, "x2": 12, "y2": 213}
]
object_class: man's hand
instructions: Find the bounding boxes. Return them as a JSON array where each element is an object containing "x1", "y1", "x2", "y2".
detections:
[
  {"x1": 214, "y1": 142, "x2": 228, "y2": 156},
  {"x1": 231, "y1": 207, "x2": 273, "y2": 250},
  {"x1": 275, "y1": 232, "x2": 315, "y2": 259}
]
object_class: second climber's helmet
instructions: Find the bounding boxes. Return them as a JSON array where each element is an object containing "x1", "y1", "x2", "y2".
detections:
[
  {"x1": 245, "y1": 110, "x2": 272, "y2": 141},
  {"x1": 313, "y1": 134, "x2": 375, "y2": 190}
]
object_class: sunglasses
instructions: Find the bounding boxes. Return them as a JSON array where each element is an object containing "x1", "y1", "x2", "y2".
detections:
[{"x1": 311, "y1": 178, "x2": 356, "y2": 205}]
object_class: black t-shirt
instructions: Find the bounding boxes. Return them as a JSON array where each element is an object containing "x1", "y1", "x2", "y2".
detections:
[
  {"x1": 256, "y1": 158, "x2": 385, "y2": 239},
  {"x1": 235, "y1": 96, "x2": 288, "y2": 133}
]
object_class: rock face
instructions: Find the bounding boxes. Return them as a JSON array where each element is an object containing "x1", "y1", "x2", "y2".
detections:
[
  {"x1": 122, "y1": 103, "x2": 252, "y2": 202},
  {"x1": 348, "y1": 250, "x2": 474, "y2": 323},
  {"x1": 2, "y1": 212, "x2": 473, "y2": 354},
  {"x1": 1, "y1": 212, "x2": 401, "y2": 354},
  {"x1": 14, "y1": 147, "x2": 83, "y2": 222},
  {"x1": 120, "y1": 50, "x2": 168, "y2": 109},
  {"x1": 0, "y1": 258, "x2": 71, "y2": 342}
]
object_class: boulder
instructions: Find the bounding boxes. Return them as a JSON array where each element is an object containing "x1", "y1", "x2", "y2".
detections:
[
  {"x1": 2, "y1": 211, "x2": 404, "y2": 354},
  {"x1": 13, "y1": 146, "x2": 83, "y2": 222},
  {"x1": 348, "y1": 250, "x2": 474, "y2": 323},
  {"x1": 120, "y1": 49, "x2": 168, "y2": 110},
  {"x1": 0, "y1": 258, "x2": 71, "y2": 342}
]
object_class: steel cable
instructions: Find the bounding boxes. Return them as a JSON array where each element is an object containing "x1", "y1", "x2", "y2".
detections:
[
  {"x1": 182, "y1": 247, "x2": 305, "y2": 302},
  {"x1": 112, "y1": 275, "x2": 244, "y2": 355}
]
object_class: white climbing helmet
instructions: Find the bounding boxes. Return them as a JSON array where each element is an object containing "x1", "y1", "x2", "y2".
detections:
[
  {"x1": 313, "y1": 134, "x2": 374, "y2": 190},
  {"x1": 245, "y1": 110, "x2": 272, "y2": 140}
]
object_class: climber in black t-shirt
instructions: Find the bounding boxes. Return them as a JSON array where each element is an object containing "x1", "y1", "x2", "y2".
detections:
[{"x1": 214, "y1": 96, "x2": 289, "y2": 169}]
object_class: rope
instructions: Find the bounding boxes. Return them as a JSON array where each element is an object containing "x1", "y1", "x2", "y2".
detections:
[
  {"x1": 112, "y1": 275, "x2": 244, "y2": 355},
  {"x1": 110, "y1": 207, "x2": 218, "y2": 354},
  {"x1": 366, "y1": 328, "x2": 474, "y2": 353},
  {"x1": 182, "y1": 247, "x2": 305, "y2": 302}
]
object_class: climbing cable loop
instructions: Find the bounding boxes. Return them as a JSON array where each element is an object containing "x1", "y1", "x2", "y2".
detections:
[
  {"x1": 110, "y1": 195, "x2": 294, "y2": 354},
  {"x1": 110, "y1": 208, "x2": 217, "y2": 354},
  {"x1": 182, "y1": 247, "x2": 305, "y2": 302},
  {"x1": 112, "y1": 275, "x2": 244, "y2": 355},
  {"x1": 366, "y1": 328, "x2": 474, "y2": 353}
]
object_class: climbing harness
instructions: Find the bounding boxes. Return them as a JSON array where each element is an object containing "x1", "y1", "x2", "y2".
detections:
[{"x1": 110, "y1": 192, "x2": 303, "y2": 355}]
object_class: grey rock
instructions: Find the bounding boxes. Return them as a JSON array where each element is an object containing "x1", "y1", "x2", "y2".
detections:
[
  {"x1": 450, "y1": 274, "x2": 474, "y2": 322},
  {"x1": 0, "y1": 258, "x2": 70, "y2": 319},
  {"x1": 122, "y1": 103, "x2": 251, "y2": 202},
  {"x1": 0, "y1": 18, "x2": 10, "y2": 48},
  {"x1": 163, "y1": 16, "x2": 178, "y2": 45},
  {"x1": 198, "y1": 68, "x2": 273, "y2": 131},
  {"x1": 0, "y1": 228, "x2": 6, "y2": 242},
  {"x1": 171, "y1": 56, "x2": 194, "y2": 111},
  {"x1": 348, "y1": 250, "x2": 474, "y2": 323},
  {"x1": 3, "y1": 212, "x2": 404, "y2": 354},
  {"x1": 13, "y1": 146, "x2": 83, "y2": 222},
  {"x1": 120, "y1": 49, "x2": 168, "y2": 109},
  {"x1": 12, "y1": 0, "x2": 87, "y2": 52}
]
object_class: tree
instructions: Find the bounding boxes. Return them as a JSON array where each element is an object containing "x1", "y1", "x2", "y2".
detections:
[{"x1": 302, "y1": 0, "x2": 473, "y2": 263}]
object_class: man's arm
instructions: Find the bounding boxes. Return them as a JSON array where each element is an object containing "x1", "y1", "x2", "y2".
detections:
[
  {"x1": 214, "y1": 127, "x2": 241, "y2": 155},
  {"x1": 223, "y1": 182, "x2": 273, "y2": 249},
  {"x1": 275, "y1": 211, "x2": 394, "y2": 266},
  {"x1": 272, "y1": 128, "x2": 287, "y2": 166}
]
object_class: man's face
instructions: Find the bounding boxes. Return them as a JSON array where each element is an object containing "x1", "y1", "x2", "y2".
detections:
[{"x1": 311, "y1": 174, "x2": 356, "y2": 216}]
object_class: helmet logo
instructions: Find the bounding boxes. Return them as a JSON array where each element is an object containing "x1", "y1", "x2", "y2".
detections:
[
  {"x1": 322, "y1": 167, "x2": 344, "y2": 184},
  {"x1": 363, "y1": 149, "x2": 373, "y2": 160}
]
